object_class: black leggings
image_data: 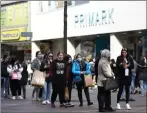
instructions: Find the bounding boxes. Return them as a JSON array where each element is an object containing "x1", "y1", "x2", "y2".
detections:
[
  {"x1": 21, "y1": 85, "x2": 26, "y2": 98},
  {"x1": 11, "y1": 80, "x2": 21, "y2": 96},
  {"x1": 117, "y1": 84, "x2": 130, "y2": 103},
  {"x1": 51, "y1": 83, "x2": 65, "y2": 104},
  {"x1": 76, "y1": 81, "x2": 91, "y2": 104}
]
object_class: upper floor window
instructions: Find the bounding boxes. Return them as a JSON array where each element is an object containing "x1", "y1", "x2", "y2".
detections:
[
  {"x1": 75, "y1": 1, "x2": 89, "y2": 5},
  {"x1": 56, "y1": 1, "x2": 74, "y2": 8},
  {"x1": 38, "y1": 1, "x2": 43, "y2": 12},
  {"x1": 38, "y1": 1, "x2": 52, "y2": 13}
]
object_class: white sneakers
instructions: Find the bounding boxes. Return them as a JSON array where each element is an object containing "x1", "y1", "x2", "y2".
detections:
[
  {"x1": 117, "y1": 103, "x2": 131, "y2": 110},
  {"x1": 17, "y1": 96, "x2": 23, "y2": 100},
  {"x1": 42, "y1": 100, "x2": 51, "y2": 105},
  {"x1": 12, "y1": 96, "x2": 16, "y2": 100},
  {"x1": 126, "y1": 103, "x2": 131, "y2": 110}
]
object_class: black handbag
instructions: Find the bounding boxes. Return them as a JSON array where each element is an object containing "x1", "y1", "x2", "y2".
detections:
[{"x1": 102, "y1": 78, "x2": 119, "y2": 91}]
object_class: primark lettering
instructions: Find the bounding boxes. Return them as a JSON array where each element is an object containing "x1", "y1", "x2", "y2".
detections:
[{"x1": 74, "y1": 8, "x2": 114, "y2": 28}]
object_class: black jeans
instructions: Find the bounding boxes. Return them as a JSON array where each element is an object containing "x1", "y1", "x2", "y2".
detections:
[
  {"x1": 11, "y1": 80, "x2": 21, "y2": 96},
  {"x1": 117, "y1": 84, "x2": 130, "y2": 103},
  {"x1": 98, "y1": 87, "x2": 111, "y2": 110},
  {"x1": 76, "y1": 81, "x2": 91, "y2": 104},
  {"x1": 39, "y1": 88, "x2": 43, "y2": 98},
  {"x1": 51, "y1": 83, "x2": 65, "y2": 104},
  {"x1": 21, "y1": 85, "x2": 26, "y2": 98}
]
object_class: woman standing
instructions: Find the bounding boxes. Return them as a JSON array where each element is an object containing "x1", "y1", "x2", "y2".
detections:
[
  {"x1": 31, "y1": 51, "x2": 43, "y2": 101},
  {"x1": 40, "y1": 53, "x2": 53, "y2": 105},
  {"x1": 116, "y1": 48, "x2": 134, "y2": 110},
  {"x1": 7, "y1": 57, "x2": 23, "y2": 100},
  {"x1": 97, "y1": 49, "x2": 115, "y2": 112},
  {"x1": 21, "y1": 60, "x2": 29, "y2": 99},
  {"x1": 64, "y1": 54, "x2": 74, "y2": 107},
  {"x1": 51, "y1": 52, "x2": 67, "y2": 108},
  {"x1": 72, "y1": 54, "x2": 93, "y2": 107}
]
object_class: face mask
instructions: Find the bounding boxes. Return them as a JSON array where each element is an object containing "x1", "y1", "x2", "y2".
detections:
[{"x1": 77, "y1": 58, "x2": 82, "y2": 62}]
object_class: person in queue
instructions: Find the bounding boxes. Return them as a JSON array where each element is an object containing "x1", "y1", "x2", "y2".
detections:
[
  {"x1": 40, "y1": 53, "x2": 53, "y2": 105},
  {"x1": 31, "y1": 51, "x2": 43, "y2": 101},
  {"x1": 97, "y1": 49, "x2": 115, "y2": 112},
  {"x1": 64, "y1": 54, "x2": 74, "y2": 107},
  {"x1": 137, "y1": 56, "x2": 147, "y2": 96},
  {"x1": 72, "y1": 53, "x2": 93, "y2": 107},
  {"x1": 50, "y1": 52, "x2": 67, "y2": 108},
  {"x1": 1, "y1": 55, "x2": 10, "y2": 99},
  {"x1": 21, "y1": 60, "x2": 29, "y2": 99},
  {"x1": 116, "y1": 48, "x2": 134, "y2": 110},
  {"x1": 7, "y1": 57, "x2": 23, "y2": 100}
]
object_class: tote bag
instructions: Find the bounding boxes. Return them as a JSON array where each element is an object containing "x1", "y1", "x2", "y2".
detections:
[
  {"x1": 84, "y1": 74, "x2": 94, "y2": 87},
  {"x1": 31, "y1": 70, "x2": 45, "y2": 87}
]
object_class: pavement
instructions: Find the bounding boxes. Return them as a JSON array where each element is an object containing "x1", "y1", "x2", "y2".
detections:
[{"x1": 1, "y1": 86, "x2": 147, "y2": 113}]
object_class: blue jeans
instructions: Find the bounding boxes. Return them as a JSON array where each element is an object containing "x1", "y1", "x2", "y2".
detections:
[
  {"x1": 1, "y1": 77, "x2": 9, "y2": 98},
  {"x1": 130, "y1": 72, "x2": 136, "y2": 93},
  {"x1": 140, "y1": 80, "x2": 147, "y2": 96},
  {"x1": 42, "y1": 81, "x2": 51, "y2": 101}
]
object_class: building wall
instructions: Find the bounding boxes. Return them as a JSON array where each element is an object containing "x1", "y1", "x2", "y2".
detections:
[{"x1": 31, "y1": 1, "x2": 146, "y2": 41}]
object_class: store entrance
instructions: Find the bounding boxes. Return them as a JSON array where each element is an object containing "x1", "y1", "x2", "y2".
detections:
[{"x1": 10, "y1": 50, "x2": 24, "y2": 63}]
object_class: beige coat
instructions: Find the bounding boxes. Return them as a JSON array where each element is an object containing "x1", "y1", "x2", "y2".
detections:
[{"x1": 97, "y1": 58, "x2": 114, "y2": 87}]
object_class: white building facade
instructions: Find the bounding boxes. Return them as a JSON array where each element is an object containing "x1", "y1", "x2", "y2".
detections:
[{"x1": 30, "y1": 1, "x2": 146, "y2": 61}]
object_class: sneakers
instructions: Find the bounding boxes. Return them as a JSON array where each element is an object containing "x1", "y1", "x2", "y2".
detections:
[
  {"x1": 116, "y1": 103, "x2": 121, "y2": 110},
  {"x1": 42, "y1": 101, "x2": 46, "y2": 105},
  {"x1": 46, "y1": 100, "x2": 51, "y2": 104},
  {"x1": 17, "y1": 96, "x2": 23, "y2": 100},
  {"x1": 116, "y1": 103, "x2": 131, "y2": 110},
  {"x1": 126, "y1": 103, "x2": 131, "y2": 110},
  {"x1": 11, "y1": 96, "x2": 16, "y2": 100}
]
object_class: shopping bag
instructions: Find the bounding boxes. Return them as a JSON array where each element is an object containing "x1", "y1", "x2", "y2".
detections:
[
  {"x1": 102, "y1": 78, "x2": 118, "y2": 91},
  {"x1": 31, "y1": 70, "x2": 45, "y2": 87},
  {"x1": 65, "y1": 87, "x2": 69, "y2": 100},
  {"x1": 11, "y1": 72, "x2": 19, "y2": 80},
  {"x1": 84, "y1": 74, "x2": 93, "y2": 87}
]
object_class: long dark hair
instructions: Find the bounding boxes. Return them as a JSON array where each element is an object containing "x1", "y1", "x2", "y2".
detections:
[{"x1": 10, "y1": 56, "x2": 20, "y2": 68}]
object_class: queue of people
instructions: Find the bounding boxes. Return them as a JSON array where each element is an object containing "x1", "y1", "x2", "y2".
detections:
[{"x1": 1, "y1": 48, "x2": 147, "y2": 112}]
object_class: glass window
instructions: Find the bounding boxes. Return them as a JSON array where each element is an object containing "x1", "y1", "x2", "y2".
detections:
[
  {"x1": 75, "y1": 1, "x2": 89, "y2": 5},
  {"x1": 56, "y1": 1, "x2": 63, "y2": 8}
]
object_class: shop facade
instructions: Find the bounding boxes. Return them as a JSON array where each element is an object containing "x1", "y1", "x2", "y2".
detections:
[
  {"x1": 30, "y1": 1, "x2": 146, "y2": 61},
  {"x1": 1, "y1": 1, "x2": 31, "y2": 62}
]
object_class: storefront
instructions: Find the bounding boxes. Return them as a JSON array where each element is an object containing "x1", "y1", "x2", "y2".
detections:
[
  {"x1": 31, "y1": 1, "x2": 146, "y2": 60},
  {"x1": 1, "y1": 2, "x2": 31, "y2": 62}
]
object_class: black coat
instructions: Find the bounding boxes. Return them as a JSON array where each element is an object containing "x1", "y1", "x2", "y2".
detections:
[
  {"x1": 21, "y1": 64, "x2": 28, "y2": 85},
  {"x1": 1, "y1": 61, "x2": 9, "y2": 78},
  {"x1": 116, "y1": 55, "x2": 134, "y2": 85}
]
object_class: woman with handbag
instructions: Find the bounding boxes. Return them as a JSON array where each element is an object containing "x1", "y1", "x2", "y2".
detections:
[
  {"x1": 50, "y1": 52, "x2": 67, "y2": 108},
  {"x1": 31, "y1": 51, "x2": 43, "y2": 101},
  {"x1": 40, "y1": 53, "x2": 53, "y2": 105},
  {"x1": 64, "y1": 54, "x2": 74, "y2": 107},
  {"x1": 97, "y1": 49, "x2": 115, "y2": 112},
  {"x1": 116, "y1": 48, "x2": 134, "y2": 110},
  {"x1": 72, "y1": 53, "x2": 93, "y2": 107},
  {"x1": 137, "y1": 56, "x2": 147, "y2": 96},
  {"x1": 7, "y1": 57, "x2": 23, "y2": 100}
]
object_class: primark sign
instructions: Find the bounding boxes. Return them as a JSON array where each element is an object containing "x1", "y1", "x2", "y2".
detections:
[{"x1": 74, "y1": 8, "x2": 114, "y2": 28}]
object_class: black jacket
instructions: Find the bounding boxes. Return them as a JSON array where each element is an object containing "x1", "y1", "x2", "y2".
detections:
[
  {"x1": 116, "y1": 55, "x2": 134, "y2": 85},
  {"x1": 1, "y1": 61, "x2": 9, "y2": 78},
  {"x1": 21, "y1": 63, "x2": 28, "y2": 85}
]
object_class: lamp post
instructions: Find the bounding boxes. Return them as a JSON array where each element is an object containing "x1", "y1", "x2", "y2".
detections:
[{"x1": 64, "y1": 1, "x2": 67, "y2": 54}]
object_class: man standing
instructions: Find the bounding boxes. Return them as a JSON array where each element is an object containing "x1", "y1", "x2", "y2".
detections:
[{"x1": 1, "y1": 55, "x2": 10, "y2": 99}]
